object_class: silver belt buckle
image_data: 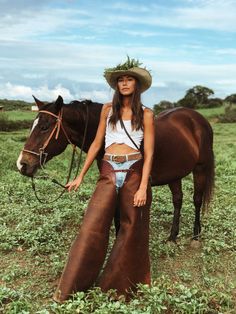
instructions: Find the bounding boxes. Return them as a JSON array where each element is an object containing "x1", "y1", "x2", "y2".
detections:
[
  {"x1": 112, "y1": 154, "x2": 118, "y2": 162},
  {"x1": 112, "y1": 155, "x2": 126, "y2": 163}
]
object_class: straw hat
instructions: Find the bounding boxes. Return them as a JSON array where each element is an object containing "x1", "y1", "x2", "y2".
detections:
[{"x1": 104, "y1": 57, "x2": 152, "y2": 93}]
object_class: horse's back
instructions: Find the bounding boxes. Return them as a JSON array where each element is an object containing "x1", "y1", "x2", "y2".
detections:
[
  {"x1": 151, "y1": 107, "x2": 213, "y2": 185},
  {"x1": 157, "y1": 107, "x2": 211, "y2": 128}
]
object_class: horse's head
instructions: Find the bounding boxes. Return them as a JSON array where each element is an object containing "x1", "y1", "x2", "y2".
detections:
[{"x1": 17, "y1": 95, "x2": 69, "y2": 177}]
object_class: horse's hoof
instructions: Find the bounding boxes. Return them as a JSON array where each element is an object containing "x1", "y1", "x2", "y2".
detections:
[{"x1": 190, "y1": 239, "x2": 201, "y2": 249}]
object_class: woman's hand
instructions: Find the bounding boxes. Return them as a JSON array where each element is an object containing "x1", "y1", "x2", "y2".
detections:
[
  {"x1": 65, "y1": 175, "x2": 83, "y2": 192},
  {"x1": 133, "y1": 188, "x2": 147, "y2": 207},
  {"x1": 64, "y1": 103, "x2": 109, "y2": 193}
]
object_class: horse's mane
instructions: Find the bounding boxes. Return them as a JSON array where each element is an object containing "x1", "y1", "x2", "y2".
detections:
[
  {"x1": 66, "y1": 100, "x2": 103, "y2": 121},
  {"x1": 69, "y1": 99, "x2": 92, "y2": 108},
  {"x1": 69, "y1": 99, "x2": 102, "y2": 109},
  {"x1": 40, "y1": 99, "x2": 103, "y2": 122}
]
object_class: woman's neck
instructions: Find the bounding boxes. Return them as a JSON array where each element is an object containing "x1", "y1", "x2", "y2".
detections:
[
  {"x1": 121, "y1": 97, "x2": 133, "y2": 119},
  {"x1": 122, "y1": 95, "x2": 132, "y2": 108}
]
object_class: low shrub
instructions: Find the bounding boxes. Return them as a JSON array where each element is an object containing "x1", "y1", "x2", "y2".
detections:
[
  {"x1": 0, "y1": 98, "x2": 32, "y2": 111},
  {"x1": 218, "y1": 104, "x2": 236, "y2": 123},
  {"x1": 0, "y1": 112, "x2": 31, "y2": 131},
  {"x1": 206, "y1": 98, "x2": 223, "y2": 108}
]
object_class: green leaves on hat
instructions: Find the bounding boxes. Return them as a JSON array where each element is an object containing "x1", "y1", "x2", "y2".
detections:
[{"x1": 105, "y1": 56, "x2": 143, "y2": 73}]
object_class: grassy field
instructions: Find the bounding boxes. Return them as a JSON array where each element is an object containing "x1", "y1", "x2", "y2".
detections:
[
  {"x1": 5, "y1": 110, "x2": 37, "y2": 121},
  {"x1": 0, "y1": 109, "x2": 236, "y2": 313},
  {"x1": 196, "y1": 106, "x2": 225, "y2": 119}
]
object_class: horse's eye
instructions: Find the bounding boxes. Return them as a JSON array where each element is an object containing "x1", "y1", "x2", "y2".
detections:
[{"x1": 40, "y1": 124, "x2": 50, "y2": 132}]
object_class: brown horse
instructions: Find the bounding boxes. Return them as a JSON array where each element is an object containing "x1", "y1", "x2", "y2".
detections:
[{"x1": 17, "y1": 95, "x2": 215, "y2": 242}]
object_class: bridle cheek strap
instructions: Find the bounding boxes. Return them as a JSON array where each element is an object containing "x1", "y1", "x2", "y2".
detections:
[
  {"x1": 40, "y1": 109, "x2": 73, "y2": 145},
  {"x1": 39, "y1": 110, "x2": 62, "y2": 149}
]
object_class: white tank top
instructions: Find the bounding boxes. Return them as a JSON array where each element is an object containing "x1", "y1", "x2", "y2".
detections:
[{"x1": 105, "y1": 108, "x2": 144, "y2": 150}]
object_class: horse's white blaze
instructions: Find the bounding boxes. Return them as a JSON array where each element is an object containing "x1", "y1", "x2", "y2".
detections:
[
  {"x1": 17, "y1": 117, "x2": 39, "y2": 171},
  {"x1": 30, "y1": 117, "x2": 39, "y2": 134},
  {"x1": 17, "y1": 151, "x2": 23, "y2": 171}
]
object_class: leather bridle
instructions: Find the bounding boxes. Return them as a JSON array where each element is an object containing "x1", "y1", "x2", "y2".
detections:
[
  {"x1": 23, "y1": 109, "x2": 73, "y2": 168},
  {"x1": 22, "y1": 105, "x2": 89, "y2": 203}
]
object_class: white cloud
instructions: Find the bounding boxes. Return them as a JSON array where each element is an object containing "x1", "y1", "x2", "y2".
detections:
[
  {"x1": 122, "y1": 30, "x2": 159, "y2": 38},
  {"x1": 0, "y1": 82, "x2": 112, "y2": 104},
  {"x1": 22, "y1": 73, "x2": 45, "y2": 79},
  {"x1": 0, "y1": 8, "x2": 92, "y2": 41},
  {"x1": 149, "y1": 61, "x2": 236, "y2": 99},
  {"x1": 154, "y1": 81, "x2": 168, "y2": 88},
  {"x1": 214, "y1": 79, "x2": 236, "y2": 91},
  {"x1": 151, "y1": 61, "x2": 236, "y2": 83},
  {"x1": 80, "y1": 90, "x2": 110, "y2": 103},
  {"x1": 0, "y1": 82, "x2": 76, "y2": 102},
  {"x1": 171, "y1": 2, "x2": 236, "y2": 32},
  {"x1": 107, "y1": 2, "x2": 150, "y2": 13}
]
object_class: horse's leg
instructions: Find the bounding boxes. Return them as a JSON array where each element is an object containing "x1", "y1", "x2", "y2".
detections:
[
  {"x1": 192, "y1": 165, "x2": 205, "y2": 240},
  {"x1": 168, "y1": 179, "x2": 183, "y2": 242}
]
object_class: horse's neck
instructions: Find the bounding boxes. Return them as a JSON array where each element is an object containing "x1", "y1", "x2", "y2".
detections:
[{"x1": 63, "y1": 103, "x2": 102, "y2": 153}]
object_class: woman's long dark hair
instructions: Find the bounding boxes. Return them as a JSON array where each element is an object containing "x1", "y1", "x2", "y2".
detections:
[{"x1": 109, "y1": 78, "x2": 144, "y2": 130}]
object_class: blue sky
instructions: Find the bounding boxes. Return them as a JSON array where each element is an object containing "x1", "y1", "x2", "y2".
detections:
[{"x1": 0, "y1": 0, "x2": 235, "y2": 107}]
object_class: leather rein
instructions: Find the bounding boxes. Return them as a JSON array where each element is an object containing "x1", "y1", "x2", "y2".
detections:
[{"x1": 23, "y1": 106, "x2": 89, "y2": 203}]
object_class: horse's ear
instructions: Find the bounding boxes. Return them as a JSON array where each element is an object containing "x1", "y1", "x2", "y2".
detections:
[
  {"x1": 55, "y1": 95, "x2": 64, "y2": 110},
  {"x1": 32, "y1": 95, "x2": 44, "y2": 108}
]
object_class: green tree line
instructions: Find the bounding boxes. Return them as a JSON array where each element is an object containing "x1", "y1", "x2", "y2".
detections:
[
  {"x1": 153, "y1": 86, "x2": 236, "y2": 113},
  {"x1": 153, "y1": 86, "x2": 236, "y2": 122},
  {"x1": 0, "y1": 99, "x2": 33, "y2": 111}
]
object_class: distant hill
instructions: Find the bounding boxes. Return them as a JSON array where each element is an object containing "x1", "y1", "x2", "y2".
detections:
[{"x1": 0, "y1": 99, "x2": 33, "y2": 111}]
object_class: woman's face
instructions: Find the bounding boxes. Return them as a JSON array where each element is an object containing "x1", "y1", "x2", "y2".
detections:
[{"x1": 117, "y1": 75, "x2": 136, "y2": 96}]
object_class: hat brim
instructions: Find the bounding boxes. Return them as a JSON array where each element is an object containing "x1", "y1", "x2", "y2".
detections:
[{"x1": 104, "y1": 67, "x2": 152, "y2": 93}]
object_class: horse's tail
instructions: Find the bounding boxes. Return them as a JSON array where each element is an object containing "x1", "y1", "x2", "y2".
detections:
[{"x1": 202, "y1": 123, "x2": 215, "y2": 211}]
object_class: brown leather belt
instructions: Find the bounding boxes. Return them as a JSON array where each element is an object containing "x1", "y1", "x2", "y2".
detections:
[{"x1": 103, "y1": 153, "x2": 142, "y2": 163}]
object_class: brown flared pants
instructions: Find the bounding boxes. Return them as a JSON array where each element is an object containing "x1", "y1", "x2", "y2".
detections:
[{"x1": 53, "y1": 159, "x2": 152, "y2": 302}]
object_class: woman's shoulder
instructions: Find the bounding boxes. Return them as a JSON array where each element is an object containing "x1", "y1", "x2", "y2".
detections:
[
  {"x1": 143, "y1": 106, "x2": 154, "y2": 118},
  {"x1": 103, "y1": 102, "x2": 112, "y2": 109},
  {"x1": 101, "y1": 102, "x2": 112, "y2": 118}
]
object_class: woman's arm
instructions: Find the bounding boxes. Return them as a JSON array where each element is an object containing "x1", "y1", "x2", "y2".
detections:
[
  {"x1": 133, "y1": 108, "x2": 155, "y2": 207},
  {"x1": 66, "y1": 104, "x2": 110, "y2": 191}
]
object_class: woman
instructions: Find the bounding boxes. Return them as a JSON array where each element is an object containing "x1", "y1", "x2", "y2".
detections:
[{"x1": 53, "y1": 57, "x2": 155, "y2": 302}]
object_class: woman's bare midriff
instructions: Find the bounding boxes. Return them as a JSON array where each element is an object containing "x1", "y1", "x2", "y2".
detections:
[{"x1": 105, "y1": 143, "x2": 139, "y2": 155}]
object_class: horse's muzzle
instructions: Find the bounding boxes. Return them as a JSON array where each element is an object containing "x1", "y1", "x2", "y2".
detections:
[
  {"x1": 17, "y1": 152, "x2": 39, "y2": 177},
  {"x1": 19, "y1": 163, "x2": 35, "y2": 177}
]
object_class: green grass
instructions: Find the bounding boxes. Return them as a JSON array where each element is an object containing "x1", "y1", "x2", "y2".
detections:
[
  {"x1": 0, "y1": 111, "x2": 34, "y2": 131},
  {"x1": 0, "y1": 116, "x2": 236, "y2": 313},
  {"x1": 196, "y1": 106, "x2": 225, "y2": 119},
  {"x1": 6, "y1": 110, "x2": 37, "y2": 121}
]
